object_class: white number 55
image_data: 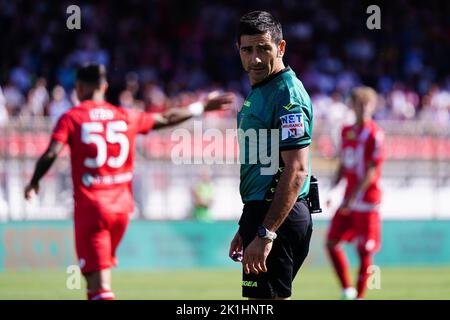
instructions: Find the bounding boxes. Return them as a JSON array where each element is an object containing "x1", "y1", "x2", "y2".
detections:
[{"x1": 81, "y1": 121, "x2": 129, "y2": 169}]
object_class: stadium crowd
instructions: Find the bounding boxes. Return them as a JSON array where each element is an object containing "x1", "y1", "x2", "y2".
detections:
[{"x1": 0, "y1": 0, "x2": 449, "y2": 127}]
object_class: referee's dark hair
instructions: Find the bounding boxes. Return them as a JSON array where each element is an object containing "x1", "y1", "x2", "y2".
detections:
[
  {"x1": 237, "y1": 11, "x2": 283, "y2": 45},
  {"x1": 76, "y1": 63, "x2": 107, "y2": 86}
]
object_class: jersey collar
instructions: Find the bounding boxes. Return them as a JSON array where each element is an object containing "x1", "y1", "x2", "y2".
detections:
[
  {"x1": 79, "y1": 99, "x2": 111, "y2": 108},
  {"x1": 251, "y1": 66, "x2": 291, "y2": 90}
]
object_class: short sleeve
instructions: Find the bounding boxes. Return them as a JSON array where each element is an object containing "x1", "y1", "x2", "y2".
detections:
[
  {"x1": 275, "y1": 103, "x2": 312, "y2": 151},
  {"x1": 130, "y1": 110, "x2": 155, "y2": 134},
  {"x1": 51, "y1": 113, "x2": 73, "y2": 144}
]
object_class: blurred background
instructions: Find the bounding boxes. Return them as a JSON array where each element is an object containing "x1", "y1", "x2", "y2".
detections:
[{"x1": 0, "y1": 0, "x2": 449, "y2": 299}]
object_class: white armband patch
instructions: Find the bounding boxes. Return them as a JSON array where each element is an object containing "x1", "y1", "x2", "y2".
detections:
[
  {"x1": 280, "y1": 113, "x2": 305, "y2": 140},
  {"x1": 188, "y1": 101, "x2": 204, "y2": 116}
]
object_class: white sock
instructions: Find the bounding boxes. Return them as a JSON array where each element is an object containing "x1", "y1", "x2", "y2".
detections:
[{"x1": 342, "y1": 287, "x2": 357, "y2": 299}]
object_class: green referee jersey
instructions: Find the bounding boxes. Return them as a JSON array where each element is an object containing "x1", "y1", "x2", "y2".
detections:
[{"x1": 237, "y1": 67, "x2": 313, "y2": 203}]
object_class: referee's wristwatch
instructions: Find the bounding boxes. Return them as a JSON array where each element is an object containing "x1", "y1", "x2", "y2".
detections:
[{"x1": 257, "y1": 226, "x2": 277, "y2": 241}]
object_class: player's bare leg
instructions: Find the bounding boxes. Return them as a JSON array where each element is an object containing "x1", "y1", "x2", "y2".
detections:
[
  {"x1": 84, "y1": 269, "x2": 115, "y2": 300},
  {"x1": 356, "y1": 245, "x2": 373, "y2": 299},
  {"x1": 326, "y1": 240, "x2": 356, "y2": 299}
]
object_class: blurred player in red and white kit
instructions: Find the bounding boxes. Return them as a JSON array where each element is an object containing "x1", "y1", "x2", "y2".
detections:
[
  {"x1": 24, "y1": 64, "x2": 234, "y2": 300},
  {"x1": 325, "y1": 86, "x2": 384, "y2": 300}
]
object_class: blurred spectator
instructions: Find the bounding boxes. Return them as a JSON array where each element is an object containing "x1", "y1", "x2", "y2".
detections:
[
  {"x1": 388, "y1": 84, "x2": 419, "y2": 120},
  {"x1": 65, "y1": 34, "x2": 110, "y2": 68},
  {"x1": 419, "y1": 85, "x2": 450, "y2": 127},
  {"x1": 0, "y1": 86, "x2": 8, "y2": 126},
  {"x1": 191, "y1": 167, "x2": 214, "y2": 222},
  {"x1": 2, "y1": 82, "x2": 25, "y2": 116},
  {"x1": 20, "y1": 78, "x2": 49, "y2": 117},
  {"x1": 0, "y1": 0, "x2": 448, "y2": 127},
  {"x1": 345, "y1": 36, "x2": 375, "y2": 63},
  {"x1": 143, "y1": 83, "x2": 168, "y2": 113},
  {"x1": 118, "y1": 89, "x2": 145, "y2": 111},
  {"x1": 118, "y1": 89, "x2": 135, "y2": 109},
  {"x1": 125, "y1": 72, "x2": 140, "y2": 97},
  {"x1": 311, "y1": 92, "x2": 333, "y2": 120},
  {"x1": 325, "y1": 91, "x2": 355, "y2": 146},
  {"x1": 9, "y1": 64, "x2": 32, "y2": 93},
  {"x1": 48, "y1": 85, "x2": 71, "y2": 124}
]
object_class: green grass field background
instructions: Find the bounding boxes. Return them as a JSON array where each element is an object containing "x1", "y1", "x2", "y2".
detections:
[{"x1": 1, "y1": 266, "x2": 449, "y2": 300}]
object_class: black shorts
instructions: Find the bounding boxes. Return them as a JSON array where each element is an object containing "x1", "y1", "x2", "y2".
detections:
[{"x1": 238, "y1": 199, "x2": 313, "y2": 299}]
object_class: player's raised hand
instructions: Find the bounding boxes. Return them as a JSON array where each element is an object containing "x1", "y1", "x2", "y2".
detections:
[
  {"x1": 203, "y1": 91, "x2": 236, "y2": 112},
  {"x1": 24, "y1": 183, "x2": 39, "y2": 200}
]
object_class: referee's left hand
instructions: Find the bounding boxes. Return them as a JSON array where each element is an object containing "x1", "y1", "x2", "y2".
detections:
[{"x1": 243, "y1": 237, "x2": 273, "y2": 275}]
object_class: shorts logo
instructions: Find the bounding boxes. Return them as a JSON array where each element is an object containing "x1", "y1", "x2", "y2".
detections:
[
  {"x1": 280, "y1": 113, "x2": 304, "y2": 140},
  {"x1": 242, "y1": 281, "x2": 258, "y2": 287}
]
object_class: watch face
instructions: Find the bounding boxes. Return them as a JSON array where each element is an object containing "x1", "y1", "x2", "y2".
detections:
[{"x1": 257, "y1": 226, "x2": 267, "y2": 238}]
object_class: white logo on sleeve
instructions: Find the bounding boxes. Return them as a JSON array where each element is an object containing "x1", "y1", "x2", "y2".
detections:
[{"x1": 280, "y1": 113, "x2": 304, "y2": 140}]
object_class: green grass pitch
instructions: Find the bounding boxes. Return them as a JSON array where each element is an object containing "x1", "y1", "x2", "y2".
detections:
[{"x1": 0, "y1": 266, "x2": 449, "y2": 299}]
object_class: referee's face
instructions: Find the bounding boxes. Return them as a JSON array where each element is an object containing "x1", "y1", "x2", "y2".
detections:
[{"x1": 238, "y1": 32, "x2": 286, "y2": 85}]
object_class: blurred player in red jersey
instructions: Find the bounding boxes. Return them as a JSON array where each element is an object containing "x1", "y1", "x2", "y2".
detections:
[
  {"x1": 325, "y1": 86, "x2": 384, "y2": 300},
  {"x1": 24, "y1": 64, "x2": 234, "y2": 300}
]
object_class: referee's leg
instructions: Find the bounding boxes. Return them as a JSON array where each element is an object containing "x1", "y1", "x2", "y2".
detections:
[{"x1": 240, "y1": 200, "x2": 313, "y2": 299}]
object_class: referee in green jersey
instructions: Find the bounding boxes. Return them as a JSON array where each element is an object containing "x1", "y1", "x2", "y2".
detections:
[{"x1": 229, "y1": 11, "x2": 314, "y2": 299}]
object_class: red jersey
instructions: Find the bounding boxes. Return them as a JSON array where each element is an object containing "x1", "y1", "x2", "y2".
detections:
[
  {"x1": 340, "y1": 120, "x2": 384, "y2": 211},
  {"x1": 51, "y1": 100, "x2": 155, "y2": 214}
]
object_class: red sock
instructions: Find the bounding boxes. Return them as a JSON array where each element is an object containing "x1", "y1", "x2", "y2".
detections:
[
  {"x1": 356, "y1": 251, "x2": 372, "y2": 299},
  {"x1": 87, "y1": 289, "x2": 115, "y2": 300},
  {"x1": 327, "y1": 245, "x2": 351, "y2": 289}
]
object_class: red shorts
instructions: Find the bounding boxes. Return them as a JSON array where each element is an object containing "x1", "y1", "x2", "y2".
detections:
[
  {"x1": 327, "y1": 208, "x2": 381, "y2": 253},
  {"x1": 74, "y1": 209, "x2": 130, "y2": 274}
]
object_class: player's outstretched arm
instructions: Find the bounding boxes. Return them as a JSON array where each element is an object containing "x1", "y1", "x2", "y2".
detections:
[
  {"x1": 152, "y1": 92, "x2": 235, "y2": 130},
  {"x1": 24, "y1": 139, "x2": 65, "y2": 200}
]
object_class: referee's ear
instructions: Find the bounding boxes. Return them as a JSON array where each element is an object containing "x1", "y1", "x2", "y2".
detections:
[{"x1": 277, "y1": 40, "x2": 286, "y2": 58}]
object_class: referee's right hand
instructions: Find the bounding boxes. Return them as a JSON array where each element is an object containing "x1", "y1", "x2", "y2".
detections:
[{"x1": 229, "y1": 231, "x2": 243, "y2": 262}]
